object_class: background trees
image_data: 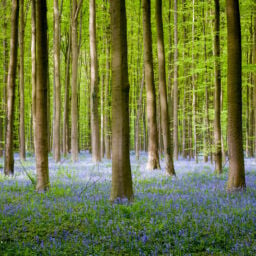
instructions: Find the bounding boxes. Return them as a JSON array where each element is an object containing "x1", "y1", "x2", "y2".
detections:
[{"x1": 0, "y1": 0, "x2": 255, "y2": 191}]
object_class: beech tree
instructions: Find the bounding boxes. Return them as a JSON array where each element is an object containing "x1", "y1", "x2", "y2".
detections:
[
  {"x1": 156, "y1": 0, "x2": 175, "y2": 176},
  {"x1": 35, "y1": 0, "x2": 49, "y2": 191},
  {"x1": 90, "y1": 0, "x2": 101, "y2": 163},
  {"x1": 53, "y1": 0, "x2": 62, "y2": 163},
  {"x1": 19, "y1": 0, "x2": 25, "y2": 161},
  {"x1": 214, "y1": 0, "x2": 222, "y2": 173},
  {"x1": 110, "y1": 0, "x2": 133, "y2": 201},
  {"x1": 71, "y1": 0, "x2": 82, "y2": 162},
  {"x1": 226, "y1": 0, "x2": 246, "y2": 190},
  {"x1": 142, "y1": 0, "x2": 160, "y2": 170},
  {"x1": 4, "y1": 0, "x2": 19, "y2": 175}
]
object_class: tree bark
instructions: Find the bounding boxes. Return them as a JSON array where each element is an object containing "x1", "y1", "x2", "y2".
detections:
[
  {"x1": 35, "y1": 0, "x2": 49, "y2": 191},
  {"x1": 214, "y1": 0, "x2": 222, "y2": 173},
  {"x1": 53, "y1": 0, "x2": 61, "y2": 162},
  {"x1": 253, "y1": 16, "x2": 256, "y2": 159},
  {"x1": 4, "y1": 0, "x2": 19, "y2": 175},
  {"x1": 104, "y1": 34, "x2": 111, "y2": 160},
  {"x1": 182, "y1": 0, "x2": 187, "y2": 159},
  {"x1": 110, "y1": 0, "x2": 133, "y2": 202},
  {"x1": 90, "y1": 0, "x2": 101, "y2": 163},
  {"x1": 135, "y1": 70, "x2": 144, "y2": 160},
  {"x1": 63, "y1": 28, "x2": 71, "y2": 157},
  {"x1": 71, "y1": 0, "x2": 79, "y2": 162},
  {"x1": 19, "y1": 0, "x2": 25, "y2": 161},
  {"x1": 192, "y1": 0, "x2": 198, "y2": 163},
  {"x1": 203, "y1": 2, "x2": 209, "y2": 163},
  {"x1": 226, "y1": 0, "x2": 245, "y2": 190},
  {"x1": 31, "y1": 0, "x2": 36, "y2": 153},
  {"x1": 156, "y1": 0, "x2": 175, "y2": 175},
  {"x1": 173, "y1": 0, "x2": 179, "y2": 161},
  {"x1": 142, "y1": 0, "x2": 160, "y2": 170},
  {"x1": 0, "y1": 0, "x2": 8, "y2": 158}
]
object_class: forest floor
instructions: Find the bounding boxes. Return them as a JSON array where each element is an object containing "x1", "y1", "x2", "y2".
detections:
[{"x1": 0, "y1": 152, "x2": 256, "y2": 255}]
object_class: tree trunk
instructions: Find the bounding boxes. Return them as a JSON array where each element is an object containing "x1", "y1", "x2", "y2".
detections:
[
  {"x1": 4, "y1": 0, "x2": 19, "y2": 175},
  {"x1": 71, "y1": 0, "x2": 79, "y2": 162},
  {"x1": 53, "y1": 0, "x2": 61, "y2": 162},
  {"x1": 214, "y1": 0, "x2": 222, "y2": 173},
  {"x1": 173, "y1": 0, "x2": 179, "y2": 161},
  {"x1": 156, "y1": 0, "x2": 175, "y2": 175},
  {"x1": 135, "y1": 70, "x2": 144, "y2": 160},
  {"x1": 226, "y1": 0, "x2": 245, "y2": 190},
  {"x1": 192, "y1": 0, "x2": 198, "y2": 163},
  {"x1": 35, "y1": 0, "x2": 49, "y2": 191},
  {"x1": 100, "y1": 71, "x2": 104, "y2": 159},
  {"x1": 90, "y1": 0, "x2": 101, "y2": 163},
  {"x1": 253, "y1": 16, "x2": 256, "y2": 159},
  {"x1": 110, "y1": 0, "x2": 133, "y2": 202},
  {"x1": 31, "y1": 0, "x2": 36, "y2": 153},
  {"x1": 19, "y1": 0, "x2": 26, "y2": 161},
  {"x1": 0, "y1": 0, "x2": 8, "y2": 158},
  {"x1": 63, "y1": 28, "x2": 71, "y2": 157},
  {"x1": 203, "y1": 2, "x2": 209, "y2": 163},
  {"x1": 104, "y1": 38, "x2": 111, "y2": 159},
  {"x1": 181, "y1": 0, "x2": 187, "y2": 159},
  {"x1": 142, "y1": 0, "x2": 160, "y2": 170}
]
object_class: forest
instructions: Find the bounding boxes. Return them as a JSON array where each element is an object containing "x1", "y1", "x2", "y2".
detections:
[{"x1": 0, "y1": 0, "x2": 256, "y2": 254}]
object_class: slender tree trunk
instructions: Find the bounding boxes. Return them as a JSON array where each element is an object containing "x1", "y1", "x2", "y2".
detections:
[
  {"x1": 192, "y1": 0, "x2": 198, "y2": 163},
  {"x1": 142, "y1": 0, "x2": 160, "y2": 170},
  {"x1": 173, "y1": 0, "x2": 179, "y2": 161},
  {"x1": 214, "y1": 0, "x2": 222, "y2": 173},
  {"x1": 226, "y1": 0, "x2": 245, "y2": 190},
  {"x1": 1, "y1": 0, "x2": 8, "y2": 158},
  {"x1": 31, "y1": 0, "x2": 36, "y2": 153},
  {"x1": 35, "y1": 0, "x2": 49, "y2": 191},
  {"x1": 53, "y1": 0, "x2": 61, "y2": 162},
  {"x1": 135, "y1": 70, "x2": 144, "y2": 160},
  {"x1": 71, "y1": 0, "x2": 79, "y2": 161},
  {"x1": 4, "y1": 0, "x2": 19, "y2": 175},
  {"x1": 100, "y1": 72, "x2": 104, "y2": 158},
  {"x1": 253, "y1": 16, "x2": 256, "y2": 159},
  {"x1": 156, "y1": 0, "x2": 175, "y2": 175},
  {"x1": 63, "y1": 29, "x2": 71, "y2": 157},
  {"x1": 104, "y1": 39, "x2": 111, "y2": 159},
  {"x1": 19, "y1": 0, "x2": 26, "y2": 161},
  {"x1": 90, "y1": 0, "x2": 101, "y2": 163},
  {"x1": 182, "y1": 0, "x2": 187, "y2": 159},
  {"x1": 110, "y1": 0, "x2": 133, "y2": 202},
  {"x1": 203, "y1": 3, "x2": 209, "y2": 163},
  {"x1": 168, "y1": 0, "x2": 173, "y2": 135}
]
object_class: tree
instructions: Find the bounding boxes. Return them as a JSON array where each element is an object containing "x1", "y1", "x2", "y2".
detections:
[
  {"x1": 173, "y1": 0, "x2": 179, "y2": 161},
  {"x1": 63, "y1": 25, "x2": 71, "y2": 158},
  {"x1": 214, "y1": 0, "x2": 222, "y2": 173},
  {"x1": 0, "y1": 0, "x2": 8, "y2": 158},
  {"x1": 19, "y1": 0, "x2": 25, "y2": 161},
  {"x1": 35, "y1": 0, "x2": 49, "y2": 191},
  {"x1": 142, "y1": 0, "x2": 160, "y2": 170},
  {"x1": 4, "y1": 0, "x2": 19, "y2": 175},
  {"x1": 156, "y1": 0, "x2": 175, "y2": 176},
  {"x1": 104, "y1": 31, "x2": 111, "y2": 160},
  {"x1": 90, "y1": 0, "x2": 101, "y2": 163},
  {"x1": 31, "y1": 0, "x2": 36, "y2": 151},
  {"x1": 226, "y1": 0, "x2": 246, "y2": 190},
  {"x1": 110, "y1": 0, "x2": 133, "y2": 202},
  {"x1": 71, "y1": 0, "x2": 82, "y2": 162},
  {"x1": 192, "y1": 0, "x2": 198, "y2": 163},
  {"x1": 53, "y1": 0, "x2": 62, "y2": 163}
]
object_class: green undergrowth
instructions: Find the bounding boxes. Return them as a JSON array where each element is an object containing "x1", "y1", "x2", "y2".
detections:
[{"x1": 1, "y1": 166, "x2": 256, "y2": 255}]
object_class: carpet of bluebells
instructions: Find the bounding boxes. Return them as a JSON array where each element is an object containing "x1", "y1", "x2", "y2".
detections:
[{"x1": 0, "y1": 152, "x2": 256, "y2": 255}]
